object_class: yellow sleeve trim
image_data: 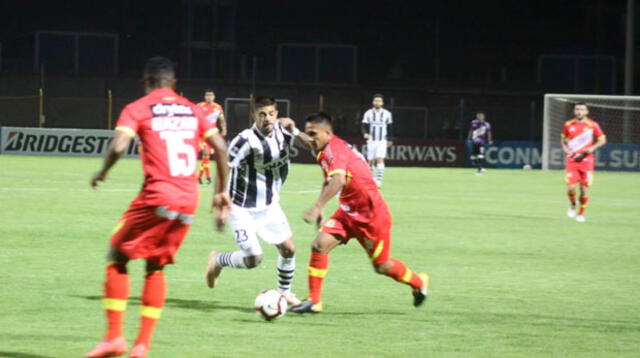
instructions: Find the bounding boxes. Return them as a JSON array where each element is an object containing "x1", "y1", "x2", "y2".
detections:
[
  {"x1": 316, "y1": 151, "x2": 323, "y2": 161},
  {"x1": 141, "y1": 305, "x2": 163, "y2": 319},
  {"x1": 103, "y1": 298, "x2": 127, "y2": 311},
  {"x1": 327, "y1": 169, "x2": 346, "y2": 177},
  {"x1": 203, "y1": 127, "x2": 219, "y2": 139},
  {"x1": 370, "y1": 241, "x2": 384, "y2": 261},
  {"x1": 308, "y1": 266, "x2": 328, "y2": 278},
  {"x1": 115, "y1": 126, "x2": 136, "y2": 137},
  {"x1": 597, "y1": 135, "x2": 606, "y2": 140}
]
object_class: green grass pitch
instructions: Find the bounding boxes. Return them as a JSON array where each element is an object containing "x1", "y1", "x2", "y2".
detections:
[{"x1": 1, "y1": 155, "x2": 639, "y2": 357}]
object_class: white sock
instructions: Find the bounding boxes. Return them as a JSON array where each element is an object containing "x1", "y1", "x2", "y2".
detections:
[
  {"x1": 276, "y1": 255, "x2": 295, "y2": 293},
  {"x1": 375, "y1": 163, "x2": 385, "y2": 184},
  {"x1": 217, "y1": 251, "x2": 247, "y2": 268}
]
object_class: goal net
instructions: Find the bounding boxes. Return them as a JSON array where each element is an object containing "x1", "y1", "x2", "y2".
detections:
[{"x1": 542, "y1": 94, "x2": 640, "y2": 170}]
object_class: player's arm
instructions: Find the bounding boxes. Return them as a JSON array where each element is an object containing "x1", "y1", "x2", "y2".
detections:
[
  {"x1": 386, "y1": 115, "x2": 394, "y2": 146},
  {"x1": 279, "y1": 117, "x2": 313, "y2": 151},
  {"x1": 205, "y1": 129, "x2": 230, "y2": 231},
  {"x1": 361, "y1": 111, "x2": 370, "y2": 140},
  {"x1": 90, "y1": 128, "x2": 134, "y2": 188},
  {"x1": 585, "y1": 135, "x2": 607, "y2": 154},
  {"x1": 218, "y1": 114, "x2": 227, "y2": 137},
  {"x1": 304, "y1": 171, "x2": 346, "y2": 227}
]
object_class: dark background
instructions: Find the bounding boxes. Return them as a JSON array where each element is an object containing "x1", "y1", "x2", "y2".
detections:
[{"x1": 0, "y1": 0, "x2": 637, "y2": 140}]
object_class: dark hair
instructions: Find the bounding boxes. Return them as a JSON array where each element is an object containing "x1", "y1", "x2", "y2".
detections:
[
  {"x1": 476, "y1": 111, "x2": 485, "y2": 115},
  {"x1": 143, "y1": 56, "x2": 175, "y2": 86},
  {"x1": 204, "y1": 88, "x2": 215, "y2": 94},
  {"x1": 305, "y1": 112, "x2": 333, "y2": 127},
  {"x1": 373, "y1": 93, "x2": 384, "y2": 100},
  {"x1": 253, "y1": 96, "x2": 277, "y2": 110},
  {"x1": 574, "y1": 102, "x2": 588, "y2": 109}
]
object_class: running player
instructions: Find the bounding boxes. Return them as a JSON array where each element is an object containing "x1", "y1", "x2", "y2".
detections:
[
  {"x1": 85, "y1": 57, "x2": 230, "y2": 358},
  {"x1": 204, "y1": 96, "x2": 312, "y2": 306},
  {"x1": 197, "y1": 89, "x2": 226, "y2": 184},
  {"x1": 467, "y1": 111, "x2": 492, "y2": 175},
  {"x1": 291, "y1": 112, "x2": 429, "y2": 314},
  {"x1": 561, "y1": 102, "x2": 606, "y2": 222},
  {"x1": 361, "y1": 93, "x2": 393, "y2": 187}
]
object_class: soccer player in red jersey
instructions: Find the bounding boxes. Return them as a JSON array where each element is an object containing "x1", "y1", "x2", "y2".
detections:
[
  {"x1": 561, "y1": 102, "x2": 606, "y2": 223},
  {"x1": 289, "y1": 112, "x2": 429, "y2": 314},
  {"x1": 85, "y1": 57, "x2": 230, "y2": 358},
  {"x1": 197, "y1": 89, "x2": 226, "y2": 184}
]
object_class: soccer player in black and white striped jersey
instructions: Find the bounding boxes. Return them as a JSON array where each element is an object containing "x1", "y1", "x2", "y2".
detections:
[
  {"x1": 361, "y1": 94, "x2": 393, "y2": 187},
  {"x1": 204, "y1": 96, "x2": 311, "y2": 305}
]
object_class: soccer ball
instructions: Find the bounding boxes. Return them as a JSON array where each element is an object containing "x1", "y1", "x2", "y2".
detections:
[
  {"x1": 523, "y1": 164, "x2": 532, "y2": 170},
  {"x1": 253, "y1": 289, "x2": 287, "y2": 321}
]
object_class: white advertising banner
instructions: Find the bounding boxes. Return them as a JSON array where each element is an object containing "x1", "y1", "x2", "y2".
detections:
[{"x1": 0, "y1": 127, "x2": 139, "y2": 157}]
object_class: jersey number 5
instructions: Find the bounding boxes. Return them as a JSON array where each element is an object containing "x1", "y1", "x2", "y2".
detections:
[{"x1": 160, "y1": 130, "x2": 196, "y2": 176}]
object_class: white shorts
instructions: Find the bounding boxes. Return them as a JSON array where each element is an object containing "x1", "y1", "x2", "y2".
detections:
[
  {"x1": 366, "y1": 140, "x2": 388, "y2": 160},
  {"x1": 229, "y1": 203, "x2": 292, "y2": 256}
]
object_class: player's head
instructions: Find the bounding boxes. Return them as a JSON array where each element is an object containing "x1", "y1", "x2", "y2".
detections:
[
  {"x1": 372, "y1": 93, "x2": 384, "y2": 109},
  {"x1": 573, "y1": 102, "x2": 589, "y2": 120},
  {"x1": 304, "y1": 112, "x2": 333, "y2": 151},
  {"x1": 142, "y1": 56, "x2": 176, "y2": 92},
  {"x1": 253, "y1": 96, "x2": 278, "y2": 136},
  {"x1": 476, "y1": 111, "x2": 485, "y2": 121},
  {"x1": 204, "y1": 89, "x2": 215, "y2": 103}
]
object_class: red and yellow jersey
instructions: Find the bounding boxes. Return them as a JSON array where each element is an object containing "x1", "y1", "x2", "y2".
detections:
[
  {"x1": 316, "y1": 135, "x2": 383, "y2": 215},
  {"x1": 197, "y1": 101, "x2": 224, "y2": 127},
  {"x1": 562, "y1": 117, "x2": 605, "y2": 160},
  {"x1": 116, "y1": 88, "x2": 217, "y2": 208}
]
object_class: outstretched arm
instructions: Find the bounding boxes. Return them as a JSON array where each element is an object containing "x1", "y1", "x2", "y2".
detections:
[
  {"x1": 279, "y1": 117, "x2": 314, "y2": 151},
  {"x1": 90, "y1": 129, "x2": 133, "y2": 188}
]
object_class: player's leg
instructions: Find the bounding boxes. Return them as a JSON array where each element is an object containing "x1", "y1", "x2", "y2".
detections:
[
  {"x1": 274, "y1": 239, "x2": 301, "y2": 305},
  {"x1": 366, "y1": 140, "x2": 376, "y2": 177},
  {"x1": 565, "y1": 163, "x2": 580, "y2": 218},
  {"x1": 477, "y1": 145, "x2": 486, "y2": 172},
  {"x1": 85, "y1": 247, "x2": 131, "y2": 358},
  {"x1": 576, "y1": 177, "x2": 590, "y2": 222},
  {"x1": 205, "y1": 208, "x2": 263, "y2": 288},
  {"x1": 290, "y1": 231, "x2": 343, "y2": 314},
  {"x1": 359, "y1": 212, "x2": 429, "y2": 307},
  {"x1": 198, "y1": 150, "x2": 210, "y2": 184},
  {"x1": 129, "y1": 260, "x2": 166, "y2": 358}
]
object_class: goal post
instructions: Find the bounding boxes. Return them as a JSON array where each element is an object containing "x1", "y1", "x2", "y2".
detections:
[{"x1": 542, "y1": 94, "x2": 640, "y2": 170}]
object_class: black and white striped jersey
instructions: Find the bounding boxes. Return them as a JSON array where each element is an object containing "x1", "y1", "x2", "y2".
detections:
[
  {"x1": 227, "y1": 122, "x2": 295, "y2": 210},
  {"x1": 362, "y1": 108, "x2": 393, "y2": 141}
]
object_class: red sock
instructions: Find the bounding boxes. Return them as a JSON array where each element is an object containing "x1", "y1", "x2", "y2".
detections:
[
  {"x1": 198, "y1": 167, "x2": 204, "y2": 179},
  {"x1": 385, "y1": 258, "x2": 423, "y2": 290},
  {"x1": 568, "y1": 191, "x2": 576, "y2": 206},
  {"x1": 578, "y1": 196, "x2": 589, "y2": 215},
  {"x1": 135, "y1": 271, "x2": 166, "y2": 347},
  {"x1": 103, "y1": 262, "x2": 129, "y2": 340},
  {"x1": 308, "y1": 252, "x2": 329, "y2": 303}
]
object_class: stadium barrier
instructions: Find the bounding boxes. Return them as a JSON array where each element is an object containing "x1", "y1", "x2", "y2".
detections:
[
  {"x1": 0, "y1": 126, "x2": 139, "y2": 158},
  {"x1": 2, "y1": 127, "x2": 637, "y2": 171},
  {"x1": 472, "y1": 141, "x2": 640, "y2": 171}
]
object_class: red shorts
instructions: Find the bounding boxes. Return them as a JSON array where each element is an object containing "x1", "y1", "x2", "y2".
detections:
[
  {"x1": 320, "y1": 204, "x2": 392, "y2": 265},
  {"x1": 110, "y1": 196, "x2": 195, "y2": 266},
  {"x1": 565, "y1": 157, "x2": 594, "y2": 186}
]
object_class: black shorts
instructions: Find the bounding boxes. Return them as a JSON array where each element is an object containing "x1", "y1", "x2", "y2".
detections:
[{"x1": 472, "y1": 143, "x2": 485, "y2": 157}]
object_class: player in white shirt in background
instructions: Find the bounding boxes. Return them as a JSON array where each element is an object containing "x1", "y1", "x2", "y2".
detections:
[{"x1": 361, "y1": 93, "x2": 393, "y2": 187}]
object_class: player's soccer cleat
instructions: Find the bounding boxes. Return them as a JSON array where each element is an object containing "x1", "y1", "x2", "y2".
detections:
[
  {"x1": 575, "y1": 215, "x2": 586, "y2": 222},
  {"x1": 128, "y1": 343, "x2": 148, "y2": 358},
  {"x1": 413, "y1": 272, "x2": 430, "y2": 307},
  {"x1": 84, "y1": 337, "x2": 128, "y2": 358},
  {"x1": 206, "y1": 177, "x2": 212, "y2": 184},
  {"x1": 281, "y1": 291, "x2": 302, "y2": 306},
  {"x1": 205, "y1": 250, "x2": 223, "y2": 288},
  {"x1": 290, "y1": 300, "x2": 323, "y2": 314},
  {"x1": 567, "y1": 206, "x2": 577, "y2": 218},
  {"x1": 198, "y1": 178, "x2": 203, "y2": 185}
]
